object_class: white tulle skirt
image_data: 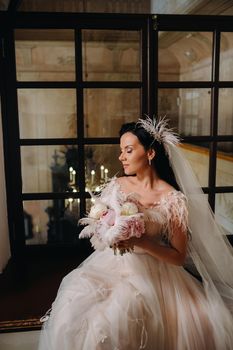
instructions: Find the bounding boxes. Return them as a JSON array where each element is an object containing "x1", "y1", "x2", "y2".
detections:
[{"x1": 38, "y1": 248, "x2": 233, "y2": 350}]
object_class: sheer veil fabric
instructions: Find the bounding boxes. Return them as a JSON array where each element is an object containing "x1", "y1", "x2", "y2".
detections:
[{"x1": 169, "y1": 145, "x2": 233, "y2": 306}]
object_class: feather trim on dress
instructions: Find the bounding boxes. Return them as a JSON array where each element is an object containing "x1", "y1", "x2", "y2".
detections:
[{"x1": 160, "y1": 191, "x2": 189, "y2": 241}]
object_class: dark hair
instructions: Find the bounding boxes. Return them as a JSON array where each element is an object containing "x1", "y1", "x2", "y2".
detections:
[{"x1": 119, "y1": 122, "x2": 180, "y2": 191}]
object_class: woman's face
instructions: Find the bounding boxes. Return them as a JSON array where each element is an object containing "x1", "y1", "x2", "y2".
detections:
[{"x1": 119, "y1": 132, "x2": 149, "y2": 175}]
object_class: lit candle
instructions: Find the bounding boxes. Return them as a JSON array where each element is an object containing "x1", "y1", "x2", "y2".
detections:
[
  {"x1": 91, "y1": 170, "x2": 95, "y2": 184},
  {"x1": 68, "y1": 198, "x2": 73, "y2": 211},
  {"x1": 35, "y1": 224, "x2": 40, "y2": 243},
  {"x1": 69, "y1": 167, "x2": 73, "y2": 182},
  {"x1": 72, "y1": 170, "x2": 76, "y2": 183},
  {"x1": 104, "y1": 168, "x2": 108, "y2": 182},
  {"x1": 100, "y1": 165, "x2": 104, "y2": 180}
]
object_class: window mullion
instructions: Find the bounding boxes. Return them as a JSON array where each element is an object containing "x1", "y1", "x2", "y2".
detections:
[
  {"x1": 75, "y1": 28, "x2": 86, "y2": 215},
  {"x1": 209, "y1": 30, "x2": 221, "y2": 210}
]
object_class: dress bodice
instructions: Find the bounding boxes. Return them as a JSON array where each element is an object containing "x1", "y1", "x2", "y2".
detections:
[{"x1": 100, "y1": 178, "x2": 188, "y2": 243}]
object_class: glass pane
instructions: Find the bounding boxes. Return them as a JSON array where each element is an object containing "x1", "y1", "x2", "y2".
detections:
[
  {"x1": 15, "y1": 29, "x2": 75, "y2": 81},
  {"x1": 82, "y1": 30, "x2": 141, "y2": 81},
  {"x1": 216, "y1": 142, "x2": 233, "y2": 186},
  {"x1": 85, "y1": 145, "x2": 121, "y2": 191},
  {"x1": 158, "y1": 31, "x2": 212, "y2": 81},
  {"x1": 220, "y1": 32, "x2": 233, "y2": 81},
  {"x1": 158, "y1": 88, "x2": 211, "y2": 136},
  {"x1": 86, "y1": 198, "x2": 95, "y2": 214},
  {"x1": 84, "y1": 89, "x2": 140, "y2": 137},
  {"x1": 215, "y1": 193, "x2": 233, "y2": 235},
  {"x1": 24, "y1": 199, "x2": 80, "y2": 245},
  {"x1": 218, "y1": 88, "x2": 233, "y2": 135},
  {"x1": 21, "y1": 145, "x2": 79, "y2": 193},
  {"x1": 179, "y1": 143, "x2": 209, "y2": 187},
  {"x1": 18, "y1": 89, "x2": 77, "y2": 139}
]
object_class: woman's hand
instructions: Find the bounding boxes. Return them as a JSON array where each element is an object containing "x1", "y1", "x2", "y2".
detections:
[
  {"x1": 116, "y1": 235, "x2": 147, "y2": 251},
  {"x1": 112, "y1": 238, "x2": 135, "y2": 256},
  {"x1": 111, "y1": 236, "x2": 147, "y2": 256},
  {"x1": 116, "y1": 237, "x2": 136, "y2": 251},
  {"x1": 116, "y1": 226, "x2": 187, "y2": 265}
]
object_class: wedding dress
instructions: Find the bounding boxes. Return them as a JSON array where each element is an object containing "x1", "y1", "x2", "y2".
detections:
[{"x1": 38, "y1": 178, "x2": 233, "y2": 350}]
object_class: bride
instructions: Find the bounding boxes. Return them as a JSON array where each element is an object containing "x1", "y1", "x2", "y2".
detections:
[{"x1": 38, "y1": 117, "x2": 233, "y2": 350}]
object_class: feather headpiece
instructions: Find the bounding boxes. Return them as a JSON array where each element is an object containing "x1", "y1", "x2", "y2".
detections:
[{"x1": 136, "y1": 116, "x2": 180, "y2": 155}]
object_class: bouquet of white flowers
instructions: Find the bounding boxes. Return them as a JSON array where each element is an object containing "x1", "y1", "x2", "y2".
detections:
[{"x1": 79, "y1": 199, "x2": 145, "y2": 255}]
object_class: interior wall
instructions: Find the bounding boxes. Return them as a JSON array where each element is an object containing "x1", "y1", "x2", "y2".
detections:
[
  {"x1": 16, "y1": 0, "x2": 233, "y2": 15},
  {"x1": 18, "y1": 0, "x2": 150, "y2": 13},
  {"x1": 151, "y1": 0, "x2": 233, "y2": 15},
  {"x1": 1, "y1": 0, "x2": 233, "y2": 14},
  {"x1": 0, "y1": 98, "x2": 11, "y2": 272}
]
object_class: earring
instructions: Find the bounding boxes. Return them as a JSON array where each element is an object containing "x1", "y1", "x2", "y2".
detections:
[{"x1": 149, "y1": 158, "x2": 151, "y2": 166}]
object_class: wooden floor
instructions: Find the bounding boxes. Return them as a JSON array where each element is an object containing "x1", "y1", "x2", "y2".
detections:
[
  {"x1": 0, "y1": 241, "x2": 92, "y2": 332},
  {"x1": 0, "y1": 330, "x2": 40, "y2": 350}
]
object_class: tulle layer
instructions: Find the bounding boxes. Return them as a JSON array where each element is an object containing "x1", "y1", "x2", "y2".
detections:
[{"x1": 38, "y1": 249, "x2": 233, "y2": 350}]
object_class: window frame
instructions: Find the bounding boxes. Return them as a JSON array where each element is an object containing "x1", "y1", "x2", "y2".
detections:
[
  {"x1": 152, "y1": 15, "x2": 233, "y2": 210},
  {"x1": 0, "y1": 12, "x2": 232, "y2": 257},
  {"x1": 0, "y1": 12, "x2": 149, "y2": 259}
]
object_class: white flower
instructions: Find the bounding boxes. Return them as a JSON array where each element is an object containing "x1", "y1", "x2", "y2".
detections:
[
  {"x1": 121, "y1": 202, "x2": 138, "y2": 216},
  {"x1": 89, "y1": 202, "x2": 108, "y2": 219}
]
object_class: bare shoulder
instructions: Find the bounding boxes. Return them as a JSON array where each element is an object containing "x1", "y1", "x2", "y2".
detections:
[{"x1": 156, "y1": 180, "x2": 176, "y2": 196}]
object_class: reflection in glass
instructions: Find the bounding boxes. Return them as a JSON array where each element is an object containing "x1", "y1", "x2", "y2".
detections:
[
  {"x1": 85, "y1": 145, "x2": 121, "y2": 191},
  {"x1": 84, "y1": 89, "x2": 140, "y2": 137},
  {"x1": 86, "y1": 198, "x2": 95, "y2": 214},
  {"x1": 216, "y1": 142, "x2": 233, "y2": 186},
  {"x1": 215, "y1": 193, "x2": 233, "y2": 235},
  {"x1": 15, "y1": 29, "x2": 75, "y2": 81},
  {"x1": 24, "y1": 198, "x2": 80, "y2": 245},
  {"x1": 179, "y1": 143, "x2": 209, "y2": 187},
  {"x1": 158, "y1": 88, "x2": 211, "y2": 136},
  {"x1": 220, "y1": 32, "x2": 233, "y2": 81},
  {"x1": 21, "y1": 145, "x2": 79, "y2": 193},
  {"x1": 158, "y1": 31, "x2": 212, "y2": 81},
  {"x1": 218, "y1": 88, "x2": 233, "y2": 135},
  {"x1": 18, "y1": 89, "x2": 77, "y2": 139},
  {"x1": 82, "y1": 30, "x2": 140, "y2": 81}
]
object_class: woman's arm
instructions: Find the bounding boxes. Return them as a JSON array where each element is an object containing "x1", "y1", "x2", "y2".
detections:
[{"x1": 117, "y1": 225, "x2": 188, "y2": 266}]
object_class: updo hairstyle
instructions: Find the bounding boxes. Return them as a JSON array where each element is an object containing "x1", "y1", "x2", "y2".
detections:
[{"x1": 119, "y1": 122, "x2": 180, "y2": 191}]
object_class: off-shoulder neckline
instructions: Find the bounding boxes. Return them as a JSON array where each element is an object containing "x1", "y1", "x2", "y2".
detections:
[{"x1": 113, "y1": 177, "x2": 180, "y2": 210}]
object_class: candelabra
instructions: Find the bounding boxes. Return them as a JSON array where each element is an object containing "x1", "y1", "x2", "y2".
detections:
[
  {"x1": 46, "y1": 147, "x2": 111, "y2": 244},
  {"x1": 65, "y1": 164, "x2": 110, "y2": 211}
]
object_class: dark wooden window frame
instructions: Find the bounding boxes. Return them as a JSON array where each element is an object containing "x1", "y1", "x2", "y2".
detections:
[
  {"x1": 153, "y1": 15, "x2": 233, "y2": 210},
  {"x1": 0, "y1": 10, "x2": 233, "y2": 267},
  {"x1": 0, "y1": 12, "x2": 149, "y2": 262},
  {"x1": 0, "y1": 12, "x2": 233, "y2": 331}
]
